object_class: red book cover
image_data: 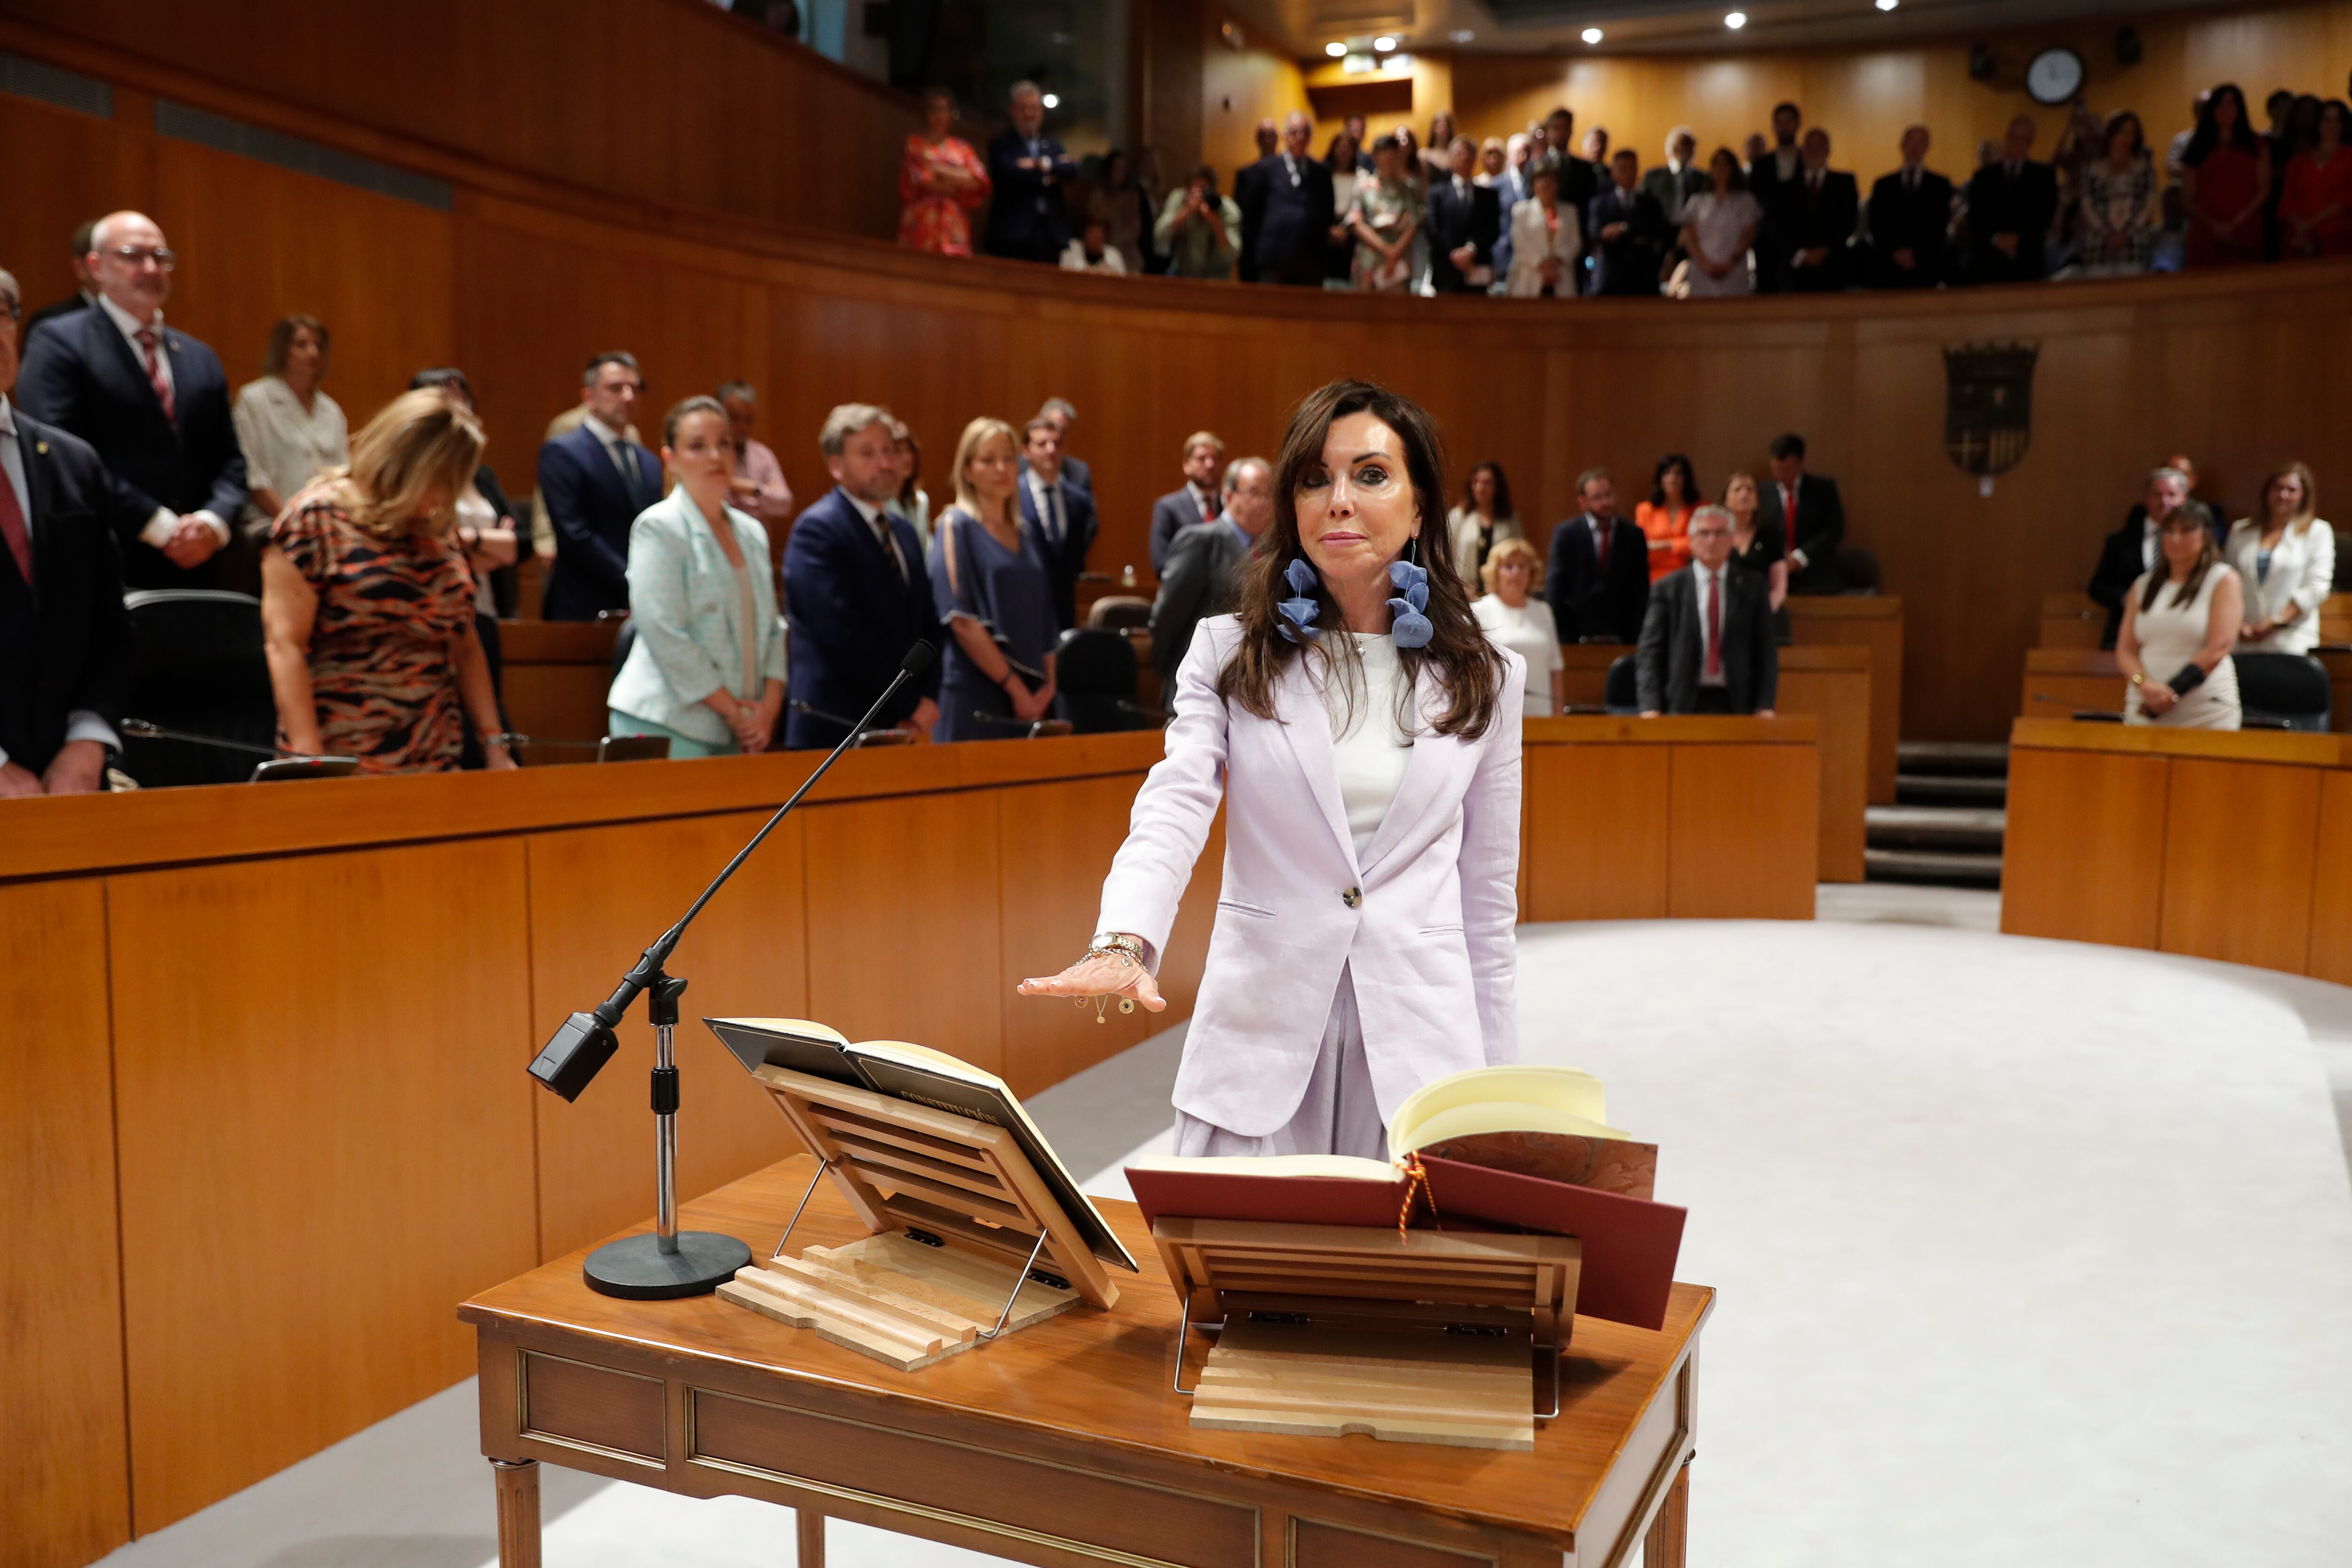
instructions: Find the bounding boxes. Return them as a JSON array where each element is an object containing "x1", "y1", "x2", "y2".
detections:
[
  {"x1": 1124, "y1": 1167, "x2": 1404, "y2": 1232},
  {"x1": 1418, "y1": 1155, "x2": 1686, "y2": 1332}
]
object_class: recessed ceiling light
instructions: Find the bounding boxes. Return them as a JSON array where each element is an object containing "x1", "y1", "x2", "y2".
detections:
[
  {"x1": 1875, "y1": 0, "x2": 1898, "y2": 9},
  {"x1": 1725, "y1": 10, "x2": 1748, "y2": 26},
  {"x1": 1581, "y1": 26, "x2": 1603, "y2": 42},
  {"x1": 1326, "y1": 40, "x2": 1347, "y2": 56},
  {"x1": 1373, "y1": 34, "x2": 1397, "y2": 51},
  {"x1": 1041, "y1": 92, "x2": 1060, "y2": 108}
]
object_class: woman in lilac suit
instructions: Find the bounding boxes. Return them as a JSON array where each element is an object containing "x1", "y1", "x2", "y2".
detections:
[{"x1": 1019, "y1": 381, "x2": 1525, "y2": 1159}]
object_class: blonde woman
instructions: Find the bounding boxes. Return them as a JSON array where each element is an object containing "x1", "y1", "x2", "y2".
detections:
[
  {"x1": 261, "y1": 390, "x2": 513, "y2": 772},
  {"x1": 1472, "y1": 536, "x2": 1565, "y2": 716},
  {"x1": 928, "y1": 417, "x2": 1058, "y2": 741},
  {"x1": 2227, "y1": 461, "x2": 2334, "y2": 654}
]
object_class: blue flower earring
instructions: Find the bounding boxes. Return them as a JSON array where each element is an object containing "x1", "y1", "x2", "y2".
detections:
[
  {"x1": 1277, "y1": 557, "x2": 1323, "y2": 644},
  {"x1": 1387, "y1": 541, "x2": 1433, "y2": 649}
]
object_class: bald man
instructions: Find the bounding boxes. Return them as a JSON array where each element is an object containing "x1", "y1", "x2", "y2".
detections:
[{"x1": 1238, "y1": 111, "x2": 1335, "y2": 284}]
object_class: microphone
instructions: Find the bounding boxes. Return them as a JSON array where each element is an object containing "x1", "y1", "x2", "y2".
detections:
[{"x1": 526, "y1": 640, "x2": 936, "y2": 1299}]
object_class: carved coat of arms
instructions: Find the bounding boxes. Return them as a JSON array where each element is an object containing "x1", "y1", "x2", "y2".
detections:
[{"x1": 1942, "y1": 342, "x2": 2038, "y2": 476}]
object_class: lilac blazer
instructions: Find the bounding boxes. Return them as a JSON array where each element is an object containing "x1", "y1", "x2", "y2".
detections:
[{"x1": 1097, "y1": 615, "x2": 1526, "y2": 1137}]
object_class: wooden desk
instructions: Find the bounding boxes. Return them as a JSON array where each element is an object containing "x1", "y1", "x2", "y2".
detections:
[
  {"x1": 1559, "y1": 646, "x2": 1864, "y2": 883},
  {"x1": 499, "y1": 618, "x2": 620, "y2": 761},
  {"x1": 2039, "y1": 591, "x2": 2106, "y2": 651},
  {"x1": 2002, "y1": 718, "x2": 2352, "y2": 981},
  {"x1": 1522, "y1": 716, "x2": 1820, "y2": 922},
  {"x1": 464, "y1": 1157, "x2": 1712, "y2": 1568},
  {"x1": 1787, "y1": 596, "x2": 1903, "y2": 804},
  {"x1": 2021, "y1": 646, "x2": 2352, "y2": 732}
]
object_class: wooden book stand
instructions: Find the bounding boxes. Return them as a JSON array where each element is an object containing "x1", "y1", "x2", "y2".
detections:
[
  {"x1": 1152, "y1": 1217, "x2": 1581, "y2": 1452},
  {"x1": 716, "y1": 1065, "x2": 1120, "y2": 1371}
]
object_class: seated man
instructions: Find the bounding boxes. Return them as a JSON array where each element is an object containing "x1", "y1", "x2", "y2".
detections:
[
  {"x1": 1150, "y1": 455, "x2": 1271, "y2": 687},
  {"x1": 1637, "y1": 506, "x2": 1777, "y2": 716}
]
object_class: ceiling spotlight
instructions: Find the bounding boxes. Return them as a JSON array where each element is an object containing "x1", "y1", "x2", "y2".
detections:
[
  {"x1": 1326, "y1": 40, "x2": 1347, "y2": 56},
  {"x1": 1041, "y1": 92, "x2": 1060, "y2": 108},
  {"x1": 1875, "y1": 0, "x2": 1898, "y2": 9},
  {"x1": 1725, "y1": 10, "x2": 1747, "y2": 26},
  {"x1": 1582, "y1": 26, "x2": 1604, "y2": 42},
  {"x1": 1373, "y1": 34, "x2": 1397, "y2": 51}
]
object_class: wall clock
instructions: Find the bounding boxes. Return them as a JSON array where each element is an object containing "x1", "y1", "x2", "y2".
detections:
[{"x1": 2025, "y1": 47, "x2": 2085, "y2": 106}]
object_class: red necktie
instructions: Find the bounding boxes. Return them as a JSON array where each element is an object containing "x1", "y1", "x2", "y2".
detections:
[
  {"x1": 1704, "y1": 571, "x2": 1723, "y2": 679},
  {"x1": 0, "y1": 462, "x2": 31, "y2": 587},
  {"x1": 1205, "y1": 488, "x2": 1222, "y2": 520},
  {"x1": 135, "y1": 328, "x2": 175, "y2": 422},
  {"x1": 1782, "y1": 484, "x2": 1798, "y2": 541}
]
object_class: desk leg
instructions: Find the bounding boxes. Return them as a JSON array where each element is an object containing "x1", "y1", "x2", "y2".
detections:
[
  {"x1": 491, "y1": 1458, "x2": 541, "y2": 1568},
  {"x1": 795, "y1": 1508, "x2": 825, "y2": 1566},
  {"x1": 1643, "y1": 1459, "x2": 1690, "y2": 1568}
]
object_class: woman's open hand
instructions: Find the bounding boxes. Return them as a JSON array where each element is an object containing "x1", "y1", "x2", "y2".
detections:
[{"x1": 1017, "y1": 949, "x2": 1168, "y2": 1012}]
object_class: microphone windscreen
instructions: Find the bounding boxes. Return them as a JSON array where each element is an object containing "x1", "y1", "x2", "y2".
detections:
[{"x1": 901, "y1": 640, "x2": 939, "y2": 677}]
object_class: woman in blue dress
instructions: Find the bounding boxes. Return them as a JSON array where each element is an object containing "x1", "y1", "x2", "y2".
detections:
[{"x1": 929, "y1": 416, "x2": 1060, "y2": 740}]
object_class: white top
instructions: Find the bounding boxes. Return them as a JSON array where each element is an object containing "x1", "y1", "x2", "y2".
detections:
[
  {"x1": 1058, "y1": 240, "x2": 1128, "y2": 274},
  {"x1": 2125, "y1": 564, "x2": 2241, "y2": 728},
  {"x1": 2225, "y1": 517, "x2": 2335, "y2": 655},
  {"x1": 1325, "y1": 633, "x2": 1414, "y2": 861},
  {"x1": 231, "y1": 375, "x2": 348, "y2": 500},
  {"x1": 1681, "y1": 190, "x2": 1761, "y2": 297},
  {"x1": 1472, "y1": 595, "x2": 1562, "y2": 716}
]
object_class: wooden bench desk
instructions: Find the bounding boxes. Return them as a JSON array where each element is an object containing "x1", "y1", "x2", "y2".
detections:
[
  {"x1": 463, "y1": 1157, "x2": 1713, "y2": 1568},
  {"x1": 1786, "y1": 596, "x2": 1903, "y2": 804},
  {"x1": 2019, "y1": 646, "x2": 2352, "y2": 732}
]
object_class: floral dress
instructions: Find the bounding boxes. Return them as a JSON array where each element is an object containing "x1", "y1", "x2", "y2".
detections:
[
  {"x1": 898, "y1": 135, "x2": 991, "y2": 256},
  {"x1": 2078, "y1": 158, "x2": 2157, "y2": 274},
  {"x1": 1350, "y1": 176, "x2": 1422, "y2": 292}
]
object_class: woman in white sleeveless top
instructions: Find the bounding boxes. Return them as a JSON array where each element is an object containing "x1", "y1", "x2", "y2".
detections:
[{"x1": 2117, "y1": 507, "x2": 2243, "y2": 729}]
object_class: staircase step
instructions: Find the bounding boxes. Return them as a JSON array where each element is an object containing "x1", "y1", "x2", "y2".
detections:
[
  {"x1": 1866, "y1": 805, "x2": 2006, "y2": 853},
  {"x1": 1896, "y1": 772, "x2": 2008, "y2": 806},
  {"x1": 1865, "y1": 847, "x2": 2005, "y2": 886},
  {"x1": 1895, "y1": 740, "x2": 2010, "y2": 777}
]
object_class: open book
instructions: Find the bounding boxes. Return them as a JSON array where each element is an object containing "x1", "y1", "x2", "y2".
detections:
[{"x1": 705, "y1": 1017, "x2": 1139, "y2": 1274}]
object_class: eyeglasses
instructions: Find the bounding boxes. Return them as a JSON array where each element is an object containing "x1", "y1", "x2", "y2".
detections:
[
  {"x1": 101, "y1": 246, "x2": 176, "y2": 271},
  {"x1": 0, "y1": 302, "x2": 20, "y2": 322}
]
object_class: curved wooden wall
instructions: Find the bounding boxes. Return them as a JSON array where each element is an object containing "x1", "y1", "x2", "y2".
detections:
[{"x1": 4, "y1": 14, "x2": 2351, "y2": 741}]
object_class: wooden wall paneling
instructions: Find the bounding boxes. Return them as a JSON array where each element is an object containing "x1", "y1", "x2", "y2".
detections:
[
  {"x1": 498, "y1": 620, "x2": 619, "y2": 760},
  {"x1": 2040, "y1": 592, "x2": 2106, "y2": 649},
  {"x1": 107, "y1": 840, "x2": 539, "y2": 1532},
  {"x1": 1772, "y1": 646, "x2": 1869, "y2": 883},
  {"x1": 1999, "y1": 745, "x2": 2168, "y2": 948},
  {"x1": 0, "y1": 880, "x2": 130, "y2": 1568},
  {"x1": 2305, "y1": 771, "x2": 2352, "y2": 983},
  {"x1": 995, "y1": 773, "x2": 1157, "y2": 1098},
  {"x1": 1558, "y1": 645, "x2": 1628, "y2": 710},
  {"x1": 0, "y1": 92, "x2": 136, "y2": 319},
  {"x1": 1521, "y1": 742, "x2": 1670, "y2": 922},
  {"x1": 2326, "y1": 649, "x2": 2352, "y2": 735},
  {"x1": 2156, "y1": 757, "x2": 2322, "y2": 973},
  {"x1": 527, "y1": 811, "x2": 810, "y2": 1263},
  {"x1": 1665, "y1": 742, "x2": 1817, "y2": 919},
  {"x1": 1787, "y1": 597, "x2": 1901, "y2": 801}
]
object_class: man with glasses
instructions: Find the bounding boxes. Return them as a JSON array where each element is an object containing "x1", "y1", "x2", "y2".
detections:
[
  {"x1": 18, "y1": 210, "x2": 249, "y2": 590},
  {"x1": 536, "y1": 350, "x2": 663, "y2": 621},
  {"x1": 1636, "y1": 505, "x2": 1778, "y2": 718}
]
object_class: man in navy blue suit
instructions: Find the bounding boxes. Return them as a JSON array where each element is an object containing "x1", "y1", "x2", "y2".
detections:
[
  {"x1": 536, "y1": 351, "x2": 663, "y2": 621},
  {"x1": 1238, "y1": 112, "x2": 1335, "y2": 286},
  {"x1": 17, "y1": 210, "x2": 248, "y2": 592},
  {"x1": 983, "y1": 82, "x2": 1078, "y2": 264},
  {"x1": 782, "y1": 404, "x2": 942, "y2": 750},
  {"x1": 1017, "y1": 415, "x2": 1096, "y2": 635},
  {"x1": 1544, "y1": 469, "x2": 1651, "y2": 645}
]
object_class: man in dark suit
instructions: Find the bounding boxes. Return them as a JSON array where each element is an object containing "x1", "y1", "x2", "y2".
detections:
[
  {"x1": 23, "y1": 218, "x2": 99, "y2": 339},
  {"x1": 1747, "y1": 103, "x2": 1806, "y2": 293},
  {"x1": 1864, "y1": 126, "x2": 1955, "y2": 289},
  {"x1": 1541, "y1": 107, "x2": 1599, "y2": 288},
  {"x1": 1426, "y1": 136, "x2": 1501, "y2": 293},
  {"x1": 1637, "y1": 507, "x2": 1777, "y2": 716},
  {"x1": 1776, "y1": 129, "x2": 1859, "y2": 292},
  {"x1": 1544, "y1": 469, "x2": 1650, "y2": 644},
  {"x1": 1018, "y1": 415, "x2": 1096, "y2": 634},
  {"x1": 0, "y1": 268, "x2": 139, "y2": 797},
  {"x1": 536, "y1": 350, "x2": 663, "y2": 621},
  {"x1": 1032, "y1": 397, "x2": 1090, "y2": 492},
  {"x1": 782, "y1": 404, "x2": 942, "y2": 750},
  {"x1": 1239, "y1": 112, "x2": 1335, "y2": 287},
  {"x1": 1759, "y1": 432, "x2": 1846, "y2": 594},
  {"x1": 1488, "y1": 134, "x2": 1538, "y2": 283},
  {"x1": 1588, "y1": 150, "x2": 1670, "y2": 295},
  {"x1": 2087, "y1": 464, "x2": 2223, "y2": 647},
  {"x1": 1151, "y1": 455, "x2": 1271, "y2": 686},
  {"x1": 16, "y1": 210, "x2": 248, "y2": 593},
  {"x1": 1965, "y1": 116, "x2": 2060, "y2": 284},
  {"x1": 1640, "y1": 127, "x2": 1708, "y2": 231},
  {"x1": 1149, "y1": 431, "x2": 1226, "y2": 577},
  {"x1": 983, "y1": 81, "x2": 1079, "y2": 264}
]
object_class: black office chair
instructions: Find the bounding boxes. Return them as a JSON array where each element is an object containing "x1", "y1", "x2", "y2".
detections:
[
  {"x1": 1053, "y1": 627, "x2": 1160, "y2": 733},
  {"x1": 119, "y1": 590, "x2": 277, "y2": 788},
  {"x1": 611, "y1": 619, "x2": 637, "y2": 685},
  {"x1": 2233, "y1": 652, "x2": 2332, "y2": 732},
  {"x1": 1603, "y1": 654, "x2": 1640, "y2": 716}
]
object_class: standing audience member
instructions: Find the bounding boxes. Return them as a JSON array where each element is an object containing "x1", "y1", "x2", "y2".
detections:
[
  {"x1": 1966, "y1": 117, "x2": 2059, "y2": 283},
  {"x1": 2089, "y1": 466, "x2": 2201, "y2": 647},
  {"x1": 1589, "y1": 150, "x2": 1669, "y2": 294},
  {"x1": 1506, "y1": 160, "x2": 1581, "y2": 297},
  {"x1": 18, "y1": 210, "x2": 247, "y2": 591},
  {"x1": 1240, "y1": 112, "x2": 1337, "y2": 286},
  {"x1": 606, "y1": 396, "x2": 786, "y2": 758},
  {"x1": 1157, "y1": 165, "x2": 1241, "y2": 280},
  {"x1": 1678, "y1": 148, "x2": 1760, "y2": 297},
  {"x1": 1472, "y1": 538, "x2": 1563, "y2": 717},
  {"x1": 1151, "y1": 455, "x2": 1271, "y2": 687},
  {"x1": 887, "y1": 420, "x2": 931, "y2": 546},
  {"x1": 1777, "y1": 128, "x2": 1858, "y2": 292},
  {"x1": 1150, "y1": 431, "x2": 1225, "y2": 576},
  {"x1": 23, "y1": 219, "x2": 99, "y2": 337},
  {"x1": 1723, "y1": 472, "x2": 1790, "y2": 623},
  {"x1": 410, "y1": 368, "x2": 520, "y2": 633},
  {"x1": 1033, "y1": 397, "x2": 1090, "y2": 490},
  {"x1": 1544, "y1": 468, "x2": 1650, "y2": 643},
  {"x1": 1488, "y1": 133, "x2": 1537, "y2": 285},
  {"x1": 984, "y1": 81, "x2": 1077, "y2": 264},
  {"x1": 1446, "y1": 461, "x2": 1522, "y2": 591},
  {"x1": 1865, "y1": 127, "x2": 1953, "y2": 288},
  {"x1": 782, "y1": 404, "x2": 940, "y2": 748},
  {"x1": 1132, "y1": 149, "x2": 1169, "y2": 273},
  {"x1": 1637, "y1": 454, "x2": 1699, "y2": 581},
  {"x1": 2181, "y1": 84, "x2": 2270, "y2": 267},
  {"x1": 1749, "y1": 103, "x2": 1806, "y2": 292},
  {"x1": 1760, "y1": 433, "x2": 1844, "y2": 593},
  {"x1": 1636, "y1": 506, "x2": 1776, "y2": 716},
  {"x1": 2169, "y1": 91, "x2": 2213, "y2": 180},
  {"x1": 1018, "y1": 414, "x2": 1097, "y2": 633},
  {"x1": 2280, "y1": 101, "x2": 2352, "y2": 258},
  {"x1": 1060, "y1": 219, "x2": 1129, "y2": 274},
  {"x1": 2074, "y1": 112, "x2": 2160, "y2": 277},
  {"x1": 1478, "y1": 137, "x2": 1508, "y2": 184},
  {"x1": 1426, "y1": 136, "x2": 1501, "y2": 293},
  {"x1": 1088, "y1": 150, "x2": 1150, "y2": 274},
  {"x1": 2118, "y1": 508, "x2": 2242, "y2": 729},
  {"x1": 898, "y1": 88, "x2": 990, "y2": 256},
  {"x1": 537, "y1": 351, "x2": 662, "y2": 620},
  {"x1": 0, "y1": 264, "x2": 137, "y2": 799},
  {"x1": 2227, "y1": 461, "x2": 2333, "y2": 654},
  {"x1": 1323, "y1": 133, "x2": 1363, "y2": 283},
  {"x1": 1349, "y1": 135, "x2": 1424, "y2": 294},
  {"x1": 233, "y1": 315, "x2": 348, "y2": 525},
  {"x1": 716, "y1": 379, "x2": 794, "y2": 537},
  {"x1": 930, "y1": 417, "x2": 1058, "y2": 741},
  {"x1": 1426, "y1": 112, "x2": 1464, "y2": 183},
  {"x1": 259, "y1": 390, "x2": 513, "y2": 773},
  {"x1": 1545, "y1": 107, "x2": 1601, "y2": 231},
  {"x1": 1642, "y1": 128, "x2": 1708, "y2": 230}
]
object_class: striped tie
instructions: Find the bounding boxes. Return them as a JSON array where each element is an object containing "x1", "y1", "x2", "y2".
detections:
[{"x1": 135, "y1": 328, "x2": 175, "y2": 422}]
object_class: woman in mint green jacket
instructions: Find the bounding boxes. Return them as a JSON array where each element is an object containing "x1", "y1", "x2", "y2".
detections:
[{"x1": 607, "y1": 396, "x2": 786, "y2": 757}]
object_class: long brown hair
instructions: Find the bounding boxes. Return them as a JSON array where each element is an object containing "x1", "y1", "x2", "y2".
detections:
[
  {"x1": 1217, "y1": 379, "x2": 1503, "y2": 739},
  {"x1": 2140, "y1": 507, "x2": 2218, "y2": 612}
]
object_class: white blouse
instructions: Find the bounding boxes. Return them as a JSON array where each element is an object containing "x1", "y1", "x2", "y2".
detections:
[
  {"x1": 1473, "y1": 595, "x2": 1564, "y2": 716},
  {"x1": 1327, "y1": 633, "x2": 1414, "y2": 861},
  {"x1": 2225, "y1": 517, "x2": 2335, "y2": 655},
  {"x1": 231, "y1": 375, "x2": 348, "y2": 501}
]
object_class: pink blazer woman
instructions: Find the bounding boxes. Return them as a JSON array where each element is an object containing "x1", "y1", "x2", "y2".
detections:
[{"x1": 1097, "y1": 615, "x2": 1526, "y2": 1138}]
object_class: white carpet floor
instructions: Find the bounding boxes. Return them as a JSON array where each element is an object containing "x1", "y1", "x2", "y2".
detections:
[{"x1": 93, "y1": 895, "x2": 2352, "y2": 1568}]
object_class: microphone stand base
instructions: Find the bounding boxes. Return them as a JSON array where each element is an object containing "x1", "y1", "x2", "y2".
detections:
[{"x1": 583, "y1": 1231, "x2": 753, "y2": 1299}]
